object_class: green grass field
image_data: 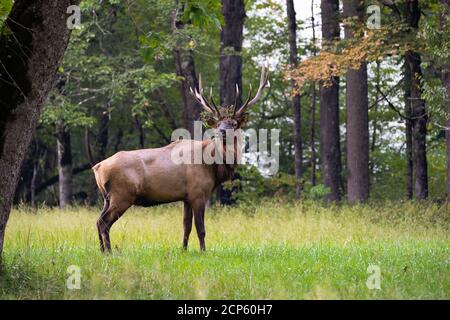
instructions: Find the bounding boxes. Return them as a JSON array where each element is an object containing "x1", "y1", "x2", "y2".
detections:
[{"x1": 0, "y1": 201, "x2": 449, "y2": 299}]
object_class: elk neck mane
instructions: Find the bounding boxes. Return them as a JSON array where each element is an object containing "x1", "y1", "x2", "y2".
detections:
[{"x1": 202, "y1": 137, "x2": 239, "y2": 185}]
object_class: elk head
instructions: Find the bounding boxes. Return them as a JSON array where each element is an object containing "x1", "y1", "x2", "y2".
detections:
[{"x1": 190, "y1": 65, "x2": 270, "y2": 138}]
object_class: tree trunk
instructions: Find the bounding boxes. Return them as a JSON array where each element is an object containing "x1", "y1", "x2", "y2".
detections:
[
  {"x1": 174, "y1": 48, "x2": 200, "y2": 137},
  {"x1": 286, "y1": 0, "x2": 303, "y2": 199},
  {"x1": 134, "y1": 116, "x2": 145, "y2": 149},
  {"x1": 220, "y1": 0, "x2": 245, "y2": 107},
  {"x1": 310, "y1": 83, "x2": 318, "y2": 187},
  {"x1": 0, "y1": 0, "x2": 78, "y2": 265},
  {"x1": 97, "y1": 107, "x2": 109, "y2": 161},
  {"x1": 404, "y1": 1, "x2": 428, "y2": 200},
  {"x1": 173, "y1": 4, "x2": 200, "y2": 137},
  {"x1": 370, "y1": 62, "x2": 381, "y2": 179},
  {"x1": 217, "y1": 0, "x2": 246, "y2": 205},
  {"x1": 443, "y1": 67, "x2": 450, "y2": 202},
  {"x1": 30, "y1": 159, "x2": 39, "y2": 208},
  {"x1": 56, "y1": 124, "x2": 73, "y2": 208},
  {"x1": 343, "y1": 0, "x2": 369, "y2": 203},
  {"x1": 404, "y1": 59, "x2": 414, "y2": 200},
  {"x1": 310, "y1": 0, "x2": 318, "y2": 187},
  {"x1": 442, "y1": 0, "x2": 450, "y2": 202},
  {"x1": 320, "y1": 0, "x2": 341, "y2": 202}
]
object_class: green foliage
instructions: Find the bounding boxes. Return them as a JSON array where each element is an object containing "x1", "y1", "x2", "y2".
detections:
[
  {"x1": 307, "y1": 184, "x2": 331, "y2": 201},
  {"x1": 421, "y1": 3, "x2": 450, "y2": 62},
  {"x1": 139, "y1": 32, "x2": 173, "y2": 61},
  {"x1": 422, "y1": 77, "x2": 448, "y2": 121},
  {"x1": 421, "y1": 2, "x2": 450, "y2": 130},
  {"x1": 40, "y1": 95, "x2": 95, "y2": 129},
  {"x1": 0, "y1": 0, "x2": 12, "y2": 23},
  {"x1": 181, "y1": 0, "x2": 223, "y2": 30}
]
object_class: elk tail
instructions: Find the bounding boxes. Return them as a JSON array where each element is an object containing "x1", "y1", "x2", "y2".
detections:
[{"x1": 92, "y1": 163, "x2": 110, "y2": 200}]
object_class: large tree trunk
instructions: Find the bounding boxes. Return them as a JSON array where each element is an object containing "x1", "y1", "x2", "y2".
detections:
[
  {"x1": 404, "y1": 59, "x2": 414, "y2": 200},
  {"x1": 217, "y1": 0, "x2": 246, "y2": 205},
  {"x1": 286, "y1": 0, "x2": 303, "y2": 199},
  {"x1": 0, "y1": 0, "x2": 78, "y2": 265},
  {"x1": 443, "y1": 67, "x2": 450, "y2": 202},
  {"x1": 174, "y1": 49, "x2": 200, "y2": 136},
  {"x1": 56, "y1": 124, "x2": 73, "y2": 208},
  {"x1": 310, "y1": 0, "x2": 318, "y2": 187},
  {"x1": 404, "y1": 1, "x2": 428, "y2": 200},
  {"x1": 442, "y1": 0, "x2": 450, "y2": 202},
  {"x1": 343, "y1": 0, "x2": 369, "y2": 203},
  {"x1": 319, "y1": 0, "x2": 342, "y2": 202},
  {"x1": 173, "y1": 3, "x2": 200, "y2": 137},
  {"x1": 220, "y1": 0, "x2": 245, "y2": 107}
]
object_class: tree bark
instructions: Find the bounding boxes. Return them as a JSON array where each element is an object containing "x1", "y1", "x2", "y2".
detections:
[
  {"x1": 310, "y1": 84, "x2": 318, "y2": 187},
  {"x1": 404, "y1": 1, "x2": 428, "y2": 200},
  {"x1": 134, "y1": 116, "x2": 145, "y2": 149},
  {"x1": 174, "y1": 48, "x2": 200, "y2": 137},
  {"x1": 443, "y1": 67, "x2": 450, "y2": 202},
  {"x1": 217, "y1": 0, "x2": 246, "y2": 205},
  {"x1": 404, "y1": 59, "x2": 414, "y2": 200},
  {"x1": 56, "y1": 124, "x2": 73, "y2": 208},
  {"x1": 442, "y1": 0, "x2": 450, "y2": 202},
  {"x1": 173, "y1": 3, "x2": 200, "y2": 137},
  {"x1": 0, "y1": 0, "x2": 78, "y2": 265},
  {"x1": 320, "y1": 0, "x2": 342, "y2": 202},
  {"x1": 286, "y1": 0, "x2": 303, "y2": 199},
  {"x1": 97, "y1": 107, "x2": 109, "y2": 160},
  {"x1": 343, "y1": 0, "x2": 369, "y2": 203},
  {"x1": 220, "y1": 0, "x2": 245, "y2": 107},
  {"x1": 30, "y1": 161, "x2": 39, "y2": 208},
  {"x1": 310, "y1": 0, "x2": 318, "y2": 187}
]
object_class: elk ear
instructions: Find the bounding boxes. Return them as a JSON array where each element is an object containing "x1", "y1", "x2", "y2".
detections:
[{"x1": 237, "y1": 113, "x2": 249, "y2": 128}]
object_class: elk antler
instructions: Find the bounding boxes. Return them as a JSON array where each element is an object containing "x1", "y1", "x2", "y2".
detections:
[
  {"x1": 234, "y1": 65, "x2": 270, "y2": 117},
  {"x1": 209, "y1": 87, "x2": 220, "y2": 115},
  {"x1": 190, "y1": 74, "x2": 220, "y2": 117}
]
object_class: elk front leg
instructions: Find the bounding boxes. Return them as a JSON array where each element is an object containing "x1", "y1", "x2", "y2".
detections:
[
  {"x1": 193, "y1": 204, "x2": 206, "y2": 251},
  {"x1": 183, "y1": 201, "x2": 193, "y2": 250}
]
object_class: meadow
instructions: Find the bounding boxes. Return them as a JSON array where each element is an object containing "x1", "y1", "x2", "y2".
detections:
[{"x1": 0, "y1": 201, "x2": 449, "y2": 300}]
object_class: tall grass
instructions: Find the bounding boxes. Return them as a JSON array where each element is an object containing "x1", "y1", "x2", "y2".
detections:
[{"x1": 0, "y1": 201, "x2": 449, "y2": 299}]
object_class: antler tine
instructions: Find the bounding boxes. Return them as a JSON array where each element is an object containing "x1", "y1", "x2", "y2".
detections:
[
  {"x1": 191, "y1": 73, "x2": 218, "y2": 116},
  {"x1": 209, "y1": 87, "x2": 221, "y2": 116},
  {"x1": 234, "y1": 83, "x2": 252, "y2": 116},
  {"x1": 233, "y1": 83, "x2": 240, "y2": 114},
  {"x1": 199, "y1": 73, "x2": 203, "y2": 93},
  {"x1": 235, "y1": 64, "x2": 270, "y2": 116}
]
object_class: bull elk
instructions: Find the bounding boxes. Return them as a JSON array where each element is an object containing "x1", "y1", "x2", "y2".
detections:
[{"x1": 92, "y1": 66, "x2": 269, "y2": 252}]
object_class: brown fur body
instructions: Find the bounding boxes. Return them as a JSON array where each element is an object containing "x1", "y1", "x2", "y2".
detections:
[{"x1": 93, "y1": 139, "x2": 234, "y2": 252}]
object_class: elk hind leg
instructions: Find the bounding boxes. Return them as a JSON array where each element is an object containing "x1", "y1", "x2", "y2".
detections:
[
  {"x1": 97, "y1": 197, "x2": 110, "y2": 252},
  {"x1": 182, "y1": 201, "x2": 193, "y2": 250},
  {"x1": 97, "y1": 201, "x2": 130, "y2": 253},
  {"x1": 193, "y1": 203, "x2": 206, "y2": 251}
]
